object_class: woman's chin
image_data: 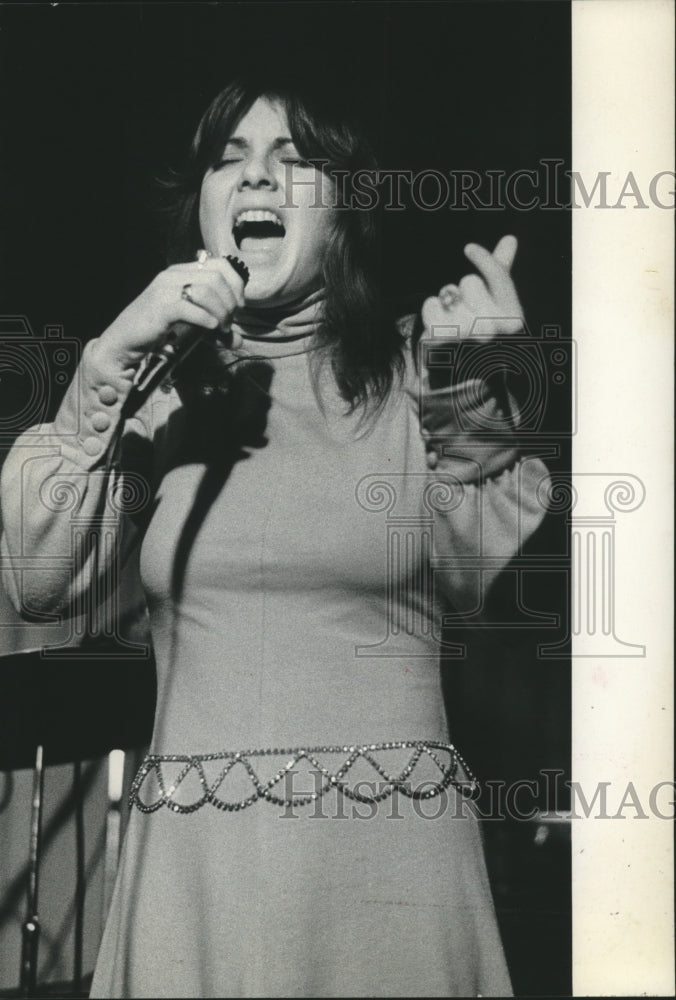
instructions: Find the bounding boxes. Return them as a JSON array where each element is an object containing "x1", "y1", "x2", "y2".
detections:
[{"x1": 243, "y1": 286, "x2": 288, "y2": 309}]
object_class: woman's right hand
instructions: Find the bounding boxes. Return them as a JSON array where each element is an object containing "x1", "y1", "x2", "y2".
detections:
[{"x1": 93, "y1": 254, "x2": 247, "y2": 370}]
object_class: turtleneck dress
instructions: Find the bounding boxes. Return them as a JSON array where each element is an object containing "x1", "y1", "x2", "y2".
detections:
[{"x1": 0, "y1": 300, "x2": 550, "y2": 998}]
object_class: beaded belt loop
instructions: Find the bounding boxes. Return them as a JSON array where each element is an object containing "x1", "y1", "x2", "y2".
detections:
[{"x1": 128, "y1": 740, "x2": 479, "y2": 815}]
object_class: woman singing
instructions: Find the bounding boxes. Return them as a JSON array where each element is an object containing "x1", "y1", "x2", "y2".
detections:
[{"x1": 1, "y1": 75, "x2": 549, "y2": 997}]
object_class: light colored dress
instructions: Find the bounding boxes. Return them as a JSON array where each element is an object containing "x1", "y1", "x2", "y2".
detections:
[{"x1": 0, "y1": 320, "x2": 549, "y2": 997}]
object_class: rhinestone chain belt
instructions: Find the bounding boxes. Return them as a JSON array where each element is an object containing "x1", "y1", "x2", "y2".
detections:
[{"x1": 129, "y1": 740, "x2": 479, "y2": 815}]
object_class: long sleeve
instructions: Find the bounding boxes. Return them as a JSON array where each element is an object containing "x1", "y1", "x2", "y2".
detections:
[
  {"x1": 408, "y1": 334, "x2": 551, "y2": 618},
  {"x1": 0, "y1": 339, "x2": 170, "y2": 621}
]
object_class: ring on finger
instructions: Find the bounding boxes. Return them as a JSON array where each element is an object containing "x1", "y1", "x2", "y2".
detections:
[
  {"x1": 439, "y1": 283, "x2": 461, "y2": 307},
  {"x1": 196, "y1": 249, "x2": 211, "y2": 268},
  {"x1": 181, "y1": 282, "x2": 196, "y2": 305}
]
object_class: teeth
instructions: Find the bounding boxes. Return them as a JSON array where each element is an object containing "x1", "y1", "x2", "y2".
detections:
[{"x1": 233, "y1": 209, "x2": 284, "y2": 229}]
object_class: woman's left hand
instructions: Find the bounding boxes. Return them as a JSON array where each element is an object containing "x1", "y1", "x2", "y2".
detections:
[{"x1": 421, "y1": 234, "x2": 523, "y2": 342}]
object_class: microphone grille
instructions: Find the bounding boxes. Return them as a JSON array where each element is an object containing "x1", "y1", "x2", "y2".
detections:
[{"x1": 224, "y1": 254, "x2": 250, "y2": 286}]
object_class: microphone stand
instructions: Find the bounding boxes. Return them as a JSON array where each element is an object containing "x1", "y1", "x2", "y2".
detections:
[
  {"x1": 120, "y1": 322, "x2": 210, "y2": 420},
  {"x1": 19, "y1": 745, "x2": 44, "y2": 997}
]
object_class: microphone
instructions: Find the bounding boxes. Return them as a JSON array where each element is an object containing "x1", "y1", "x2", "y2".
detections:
[{"x1": 121, "y1": 254, "x2": 250, "y2": 418}]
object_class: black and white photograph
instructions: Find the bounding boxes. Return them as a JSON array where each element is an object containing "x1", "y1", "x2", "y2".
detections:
[{"x1": 0, "y1": 2, "x2": 672, "y2": 997}]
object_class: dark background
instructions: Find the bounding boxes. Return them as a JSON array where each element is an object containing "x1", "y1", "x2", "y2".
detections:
[
  {"x1": 0, "y1": 1, "x2": 571, "y2": 339},
  {"x1": 0, "y1": 2, "x2": 572, "y2": 995}
]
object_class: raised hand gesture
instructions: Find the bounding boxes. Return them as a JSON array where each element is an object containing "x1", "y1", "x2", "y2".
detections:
[{"x1": 421, "y1": 235, "x2": 523, "y2": 344}]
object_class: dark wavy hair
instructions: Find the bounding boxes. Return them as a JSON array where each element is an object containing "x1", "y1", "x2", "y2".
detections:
[{"x1": 158, "y1": 73, "x2": 406, "y2": 416}]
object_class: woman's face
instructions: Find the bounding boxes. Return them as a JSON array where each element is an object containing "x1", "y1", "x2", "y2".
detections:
[{"x1": 199, "y1": 97, "x2": 337, "y2": 306}]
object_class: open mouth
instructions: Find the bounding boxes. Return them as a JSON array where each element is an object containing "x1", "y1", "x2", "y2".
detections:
[{"x1": 233, "y1": 209, "x2": 286, "y2": 251}]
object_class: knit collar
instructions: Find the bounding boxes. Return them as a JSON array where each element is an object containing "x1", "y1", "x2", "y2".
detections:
[{"x1": 231, "y1": 287, "x2": 324, "y2": 358}]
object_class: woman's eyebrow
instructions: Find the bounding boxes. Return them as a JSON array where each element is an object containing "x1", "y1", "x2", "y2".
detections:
[{"x1": 223, "y1": 136, "x2": 296, "y2": 150}]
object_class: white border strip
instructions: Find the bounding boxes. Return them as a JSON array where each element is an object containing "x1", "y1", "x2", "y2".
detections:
[{"x1": 572, "y1": 1, "x2": 674, "y2": 993}]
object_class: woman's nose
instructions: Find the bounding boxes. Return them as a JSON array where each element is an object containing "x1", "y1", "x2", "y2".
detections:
[{"x1": 237, "y1": 154, "x2": 277, "y2": 190}]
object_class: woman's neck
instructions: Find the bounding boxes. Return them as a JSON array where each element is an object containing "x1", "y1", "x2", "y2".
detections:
[{"x1": 232, "y1": 287, "x2": 325, "y2": 343}]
